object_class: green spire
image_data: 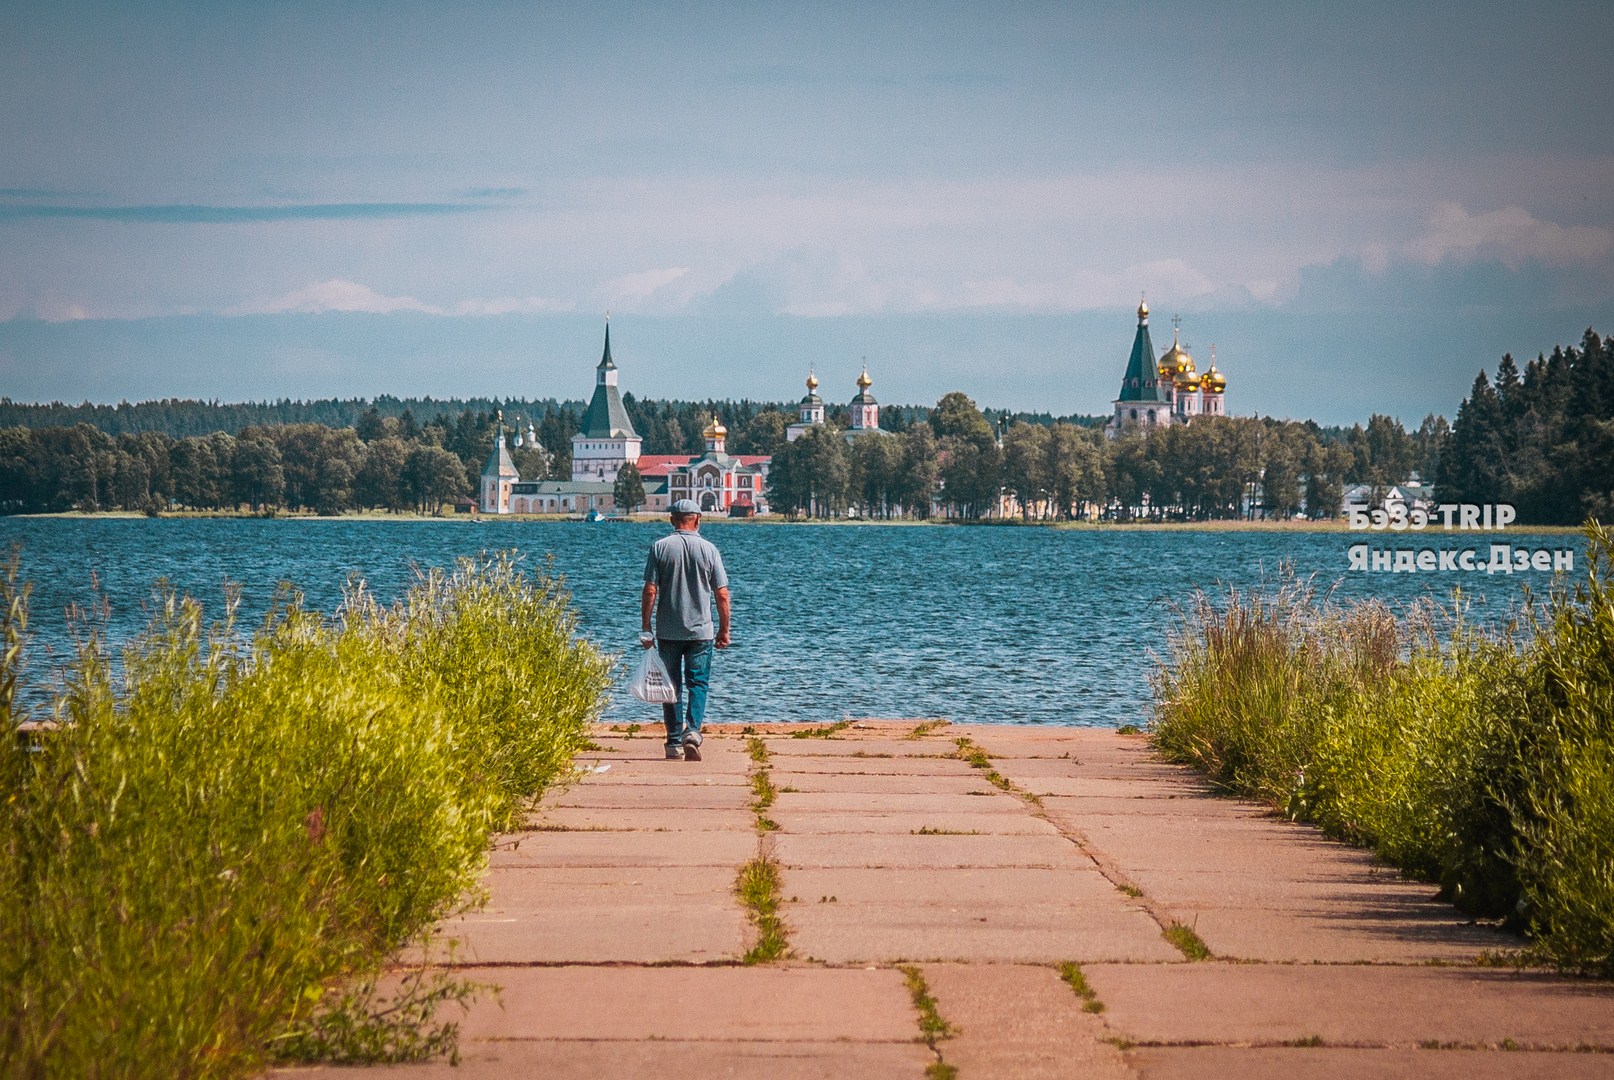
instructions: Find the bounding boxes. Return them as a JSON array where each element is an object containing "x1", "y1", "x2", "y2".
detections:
[{"x1": 1114, "y1": 305, "x2": 1167, "y2": 403}]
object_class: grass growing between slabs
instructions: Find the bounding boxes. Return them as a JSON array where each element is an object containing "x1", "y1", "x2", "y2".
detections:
[
  {"x1": 0, "y1": 553, "x2": 611, "y2": 1077},
  {"x1": 1058, "y1": 962, "x2": 1105, "y2": 1013},
  {"x1": 900, "y1": 966, "x2": 958, "y2": 1080},
  {"x1": 1152, "y1": 521, "x2": 1614, "y2": 976}
]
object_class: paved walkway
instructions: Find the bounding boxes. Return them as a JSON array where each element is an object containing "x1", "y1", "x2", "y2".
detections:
[{"x1": 286, "y1": 722, "x2": 1614, "y2": 1079}]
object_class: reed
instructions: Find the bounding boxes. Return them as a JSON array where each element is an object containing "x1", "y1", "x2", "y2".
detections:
[
  {"x1": 0, "y1": 552, "x2": 610, "y2": 1076},
  {"x1": 1152, "y1": 523, "x2": 1614, "y2": 976}
]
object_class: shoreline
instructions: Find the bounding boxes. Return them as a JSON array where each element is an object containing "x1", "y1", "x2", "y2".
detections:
[{"x1": 3, "y1": 510, "x2": 1588, "y2": 535}]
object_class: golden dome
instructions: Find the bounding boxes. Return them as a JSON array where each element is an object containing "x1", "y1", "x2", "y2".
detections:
[
  {"x1": 1157, "y1": 329, "x2": 1195, "y2": 380},
  {"x1": 805, "y1": 369, "x2": 819, "y2": 391},
  {"x1": 1175, "y1": 370, "x2": 1202, "y2": 391},
  {"x1": 703, "y1": 414, "x2": 727, "y2": 439},
  {"x1": 1201, "y1": 365, "x2": 1226, "y2": 393},
  {"x1": 1137, "y1": 299, "x2": 1149, "y2": 321},
  {"x1": 857, "y1": 366, "x2": 872, "y2": 390}
]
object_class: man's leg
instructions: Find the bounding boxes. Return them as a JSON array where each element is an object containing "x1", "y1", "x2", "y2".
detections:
[
  {"x1": 658, "y1": 640, "x2": 687, "y2": 755},
  {"x1": 681, "y1": 639, "x2": 714, "y2": 748}
]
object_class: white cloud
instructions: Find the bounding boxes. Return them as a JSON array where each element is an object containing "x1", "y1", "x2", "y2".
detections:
[
  {"x1": 226, "y1": 279, "x2": 436, "y2": 316},
  {"x1": 1406, "y1": 202, "x2": 1614, "y2": 269},
  {"x1": 601, "y1": 266, "x2": 690, "y2": 300},
  {"x1": 224, "y1": 280, "x2": 574, "y2": 317},
  {"x1": 450, "y1": 295, "x2": 575, "y2": 316}
]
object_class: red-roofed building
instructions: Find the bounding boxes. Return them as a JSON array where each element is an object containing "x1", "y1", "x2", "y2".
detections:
[{"x1": 636, "y1": 419, "x2": 771, "y2": 515}]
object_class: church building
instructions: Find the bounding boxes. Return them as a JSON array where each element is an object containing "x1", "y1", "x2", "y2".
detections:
[
  {"x1": 479, "y1": 322, "x2": 769, "y2": 516},
  {"x1": 570, "y1": 323, "x2": 642, "y2": 481},
  {"x1": 785, "y1": 365, "x2": 884, "y2": 442},
  {"x1": 637, "y1": 417, "x2": 771, "y2": 515},
  {"x1": 1104, "y1": 302, "x2": 1227, "y2": 437}
]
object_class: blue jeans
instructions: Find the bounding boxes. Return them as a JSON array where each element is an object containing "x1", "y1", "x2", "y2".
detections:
[{"x1": 658, "y1": 638, "x2": 714, "y2": 748}]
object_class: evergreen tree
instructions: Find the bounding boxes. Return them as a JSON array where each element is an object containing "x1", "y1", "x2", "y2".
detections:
[{"x1": 613, "y1": 461, "x2": 646, "y2": 513}]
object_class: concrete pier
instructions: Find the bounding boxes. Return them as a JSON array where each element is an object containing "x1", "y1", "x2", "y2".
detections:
[{"x1": 281, "y1": 721, "x2": 1614, "y2": 1079}]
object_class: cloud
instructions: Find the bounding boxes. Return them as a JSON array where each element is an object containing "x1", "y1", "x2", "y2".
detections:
[
  {"x1": 224, "y1": 280, "x2": 573, "y2": 317},
  {"x1": 601, "y1": 267, "x2": 691, "y2": 301},
  {"x1": 0, "y1": 202, "x2": 481, "y2": 225},
  {"x1": 1406, "y1": 202, "x2": 1614, "y2": 269},
  {"x1": 449, "y1": 295, "x2": 574, "y2": 316},
  {"x1": 227, "y1": 280, "x2": 437, "y2": 316}
]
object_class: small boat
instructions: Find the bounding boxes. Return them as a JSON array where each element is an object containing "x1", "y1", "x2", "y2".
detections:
[{"x1": 585, "y1": 508, "x2": 605, "y2": 523}]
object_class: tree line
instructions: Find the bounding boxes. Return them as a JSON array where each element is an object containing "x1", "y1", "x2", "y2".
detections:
[
  {"x1": 1440, "y1": 328, "x2": 1612, "y2": 525},
  {"x1": 9, "y1": 325, "x2": 1602, "y2": 522},
  {"x1": 766, "y1": 391, "x2": 1443, "y2": 521}
]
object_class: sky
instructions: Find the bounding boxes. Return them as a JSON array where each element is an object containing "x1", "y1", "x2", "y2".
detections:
[{"x1": 2, "y1": 0, "x2": 1612, "y2": 425}]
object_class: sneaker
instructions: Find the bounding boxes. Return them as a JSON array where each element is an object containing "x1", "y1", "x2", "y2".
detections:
[
  {"x1": 665, "y1": 745, "x2": 683, "y2": 760},
  {"x1": 682, "y1": 741, "x2": 702, "y2": 762}
]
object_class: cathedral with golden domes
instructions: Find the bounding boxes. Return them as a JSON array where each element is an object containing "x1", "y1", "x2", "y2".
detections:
[{"x1": 1104, "y1": 301, "x2": 1227, "y2": 437}]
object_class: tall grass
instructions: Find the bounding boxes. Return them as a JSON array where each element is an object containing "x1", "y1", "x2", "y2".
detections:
[
  {"x1": 1152, "y1": 523, "x2": 1614, "y2": 975},
  {"x1": 0, "y1": 552, "x2": 610, "y2": 1077}
]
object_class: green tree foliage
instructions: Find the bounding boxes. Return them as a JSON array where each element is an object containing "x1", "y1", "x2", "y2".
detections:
[
  {"x1": 1001, "y1": 422, "x2": 1050, "y2": 520},
  {"x1": 849, "y1": 431, "x2": 903, "y2": 518},
  {"x1": 767, "y1": 425, "x2": 851, "y2": 518},
  {"x1": 1441, "y1": 329, "x2": 1612, "y2": 523},
  {"x1": 612, "y1": 461, "x2": 646, "y2": 513},
  {"x1": 403, "y1": 447, "x2": 468, "y2": 514}
]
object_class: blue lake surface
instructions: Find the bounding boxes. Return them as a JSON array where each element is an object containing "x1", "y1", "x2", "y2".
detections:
[{"x1": 0, "y1": 518, "x2": 1574, "y2": 727}]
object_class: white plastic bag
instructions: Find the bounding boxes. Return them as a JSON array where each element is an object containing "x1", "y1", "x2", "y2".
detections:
[{"x1": 628, "y1": 644, "x2": 678, "y2": 704}]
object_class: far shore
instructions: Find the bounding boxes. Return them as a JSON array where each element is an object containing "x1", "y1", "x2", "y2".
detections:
[{"x1": 5, "y1": 509, "x2": 1588, "y2": 535}]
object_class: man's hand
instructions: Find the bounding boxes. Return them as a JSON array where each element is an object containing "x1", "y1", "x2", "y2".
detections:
[
  {"x1": 715, "y1": 629, "x2": 730, "y2": 649},
  {"x1": 640, "y1": 583, "x2": 657, "y2": 647}
]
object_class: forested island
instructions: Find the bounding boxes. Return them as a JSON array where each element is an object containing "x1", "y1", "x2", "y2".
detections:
[{"x1": 1, "y1": 328, "x2": 1607, "y2": 524}]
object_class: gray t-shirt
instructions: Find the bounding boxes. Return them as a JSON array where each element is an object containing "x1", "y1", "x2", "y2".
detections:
[{"x1": 644, "y1": 529, "x2": 729, "y2": 640}]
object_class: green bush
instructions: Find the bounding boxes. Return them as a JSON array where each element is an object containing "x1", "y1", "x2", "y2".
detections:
[
  {"x1": 349, "y1": 553, "x2": 611, "y2": 828},
  {"x1": 1152, "y1": 524, "x2": 1614, "y2": 975},
  {"x1": 0, "y1": 551, "x2": 609, "y2": 1076}
]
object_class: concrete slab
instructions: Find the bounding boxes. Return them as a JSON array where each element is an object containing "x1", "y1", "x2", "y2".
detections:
[
  {"x1": 768, "y1": 771, "x2": 998, "y2": 795},
  {"x1": 449, "y1": 965, "x2": 921, "y2": 1043},
  {"x1": 765, "y1": 736, "x2": 955, "y2": 754},
  {"x1": 491, "y1": 829, "x2": 758, "y2": 869},
  {"x1": 1064, "y1": 809, "x2": 1369, "y2": 873},
  {"x1": 1127, "y1": 1047, "x2": 1614, "y2": 1080},
  {"x1": 1087, "y1": 964, "x2": 1614, "y2": 1049},
  {"x1": 763, "y1": 756, "x2": 964, "y2": 776},
  {"x1": 789, "y1": 900, "x2": 1179, "y2": 964},
  {"x1": 779, "y1": 864, "x2": 1121, "y2": 903},
  {"x1": 434, "y1": 866, "x2": 747, "y2": 963},
  {"x1": 1177, "y1": 905, "x2": 1507, "y2": 964},
  {"x1": 1041, "y1": 793, "x2": 1275, "y2": 818},
  {"x1": 774, "y1": 790, "x2": 1027, "y2": 814},
  {"x1": 921, "y1": 963, "x2": 1131, "y2": 1080},
  {"x1": 530, "y1": 806, "x2": 745, "y2": 832},
  {"x1": 548, "y1": 782, "x2": 753, "y2": 810},
  {"x1": 776, "y1": 810, "x2": 1060, "y2": 836},
  {"x1": 772, "y1": 832, "x2": 1089, "y2": 870},
  {"x1": 281, "y1": 1040, "x2": 933, "y2": 1080},
  {"x1": 439, "y1": 907, "x2": 745, "y2": 964},
  {"x1": 1023, "y1": 775, "x2": 1216, "y2": 798}
]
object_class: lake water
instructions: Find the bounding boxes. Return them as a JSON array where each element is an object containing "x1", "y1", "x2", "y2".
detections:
[{"x1": 0, "y1": 518, "x2": 1575, "y2": 727}]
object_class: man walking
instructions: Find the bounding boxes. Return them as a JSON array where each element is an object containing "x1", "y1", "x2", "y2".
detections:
[{"x1": 641, "y1": 499, "x2": 731, "y2": 761}]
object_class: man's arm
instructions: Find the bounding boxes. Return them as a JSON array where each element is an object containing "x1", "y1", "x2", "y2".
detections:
[
  {"x1": 640, "y1": 583, "x2": 657, "y2": 646},
  {"x1": 714, "y1": 586, "x2": 731, "y2": 649}
]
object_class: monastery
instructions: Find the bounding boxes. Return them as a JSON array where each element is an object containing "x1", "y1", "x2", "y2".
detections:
[
  {"x1": 1104, "y1": 301, "x2": 1227, "y2": 437},
  {"x1": 480, "y1": 305, "x2": 1226, "y2": 514},
  {"x1": 478, "y1": 324, "x2": 884, "y2": 515}
]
